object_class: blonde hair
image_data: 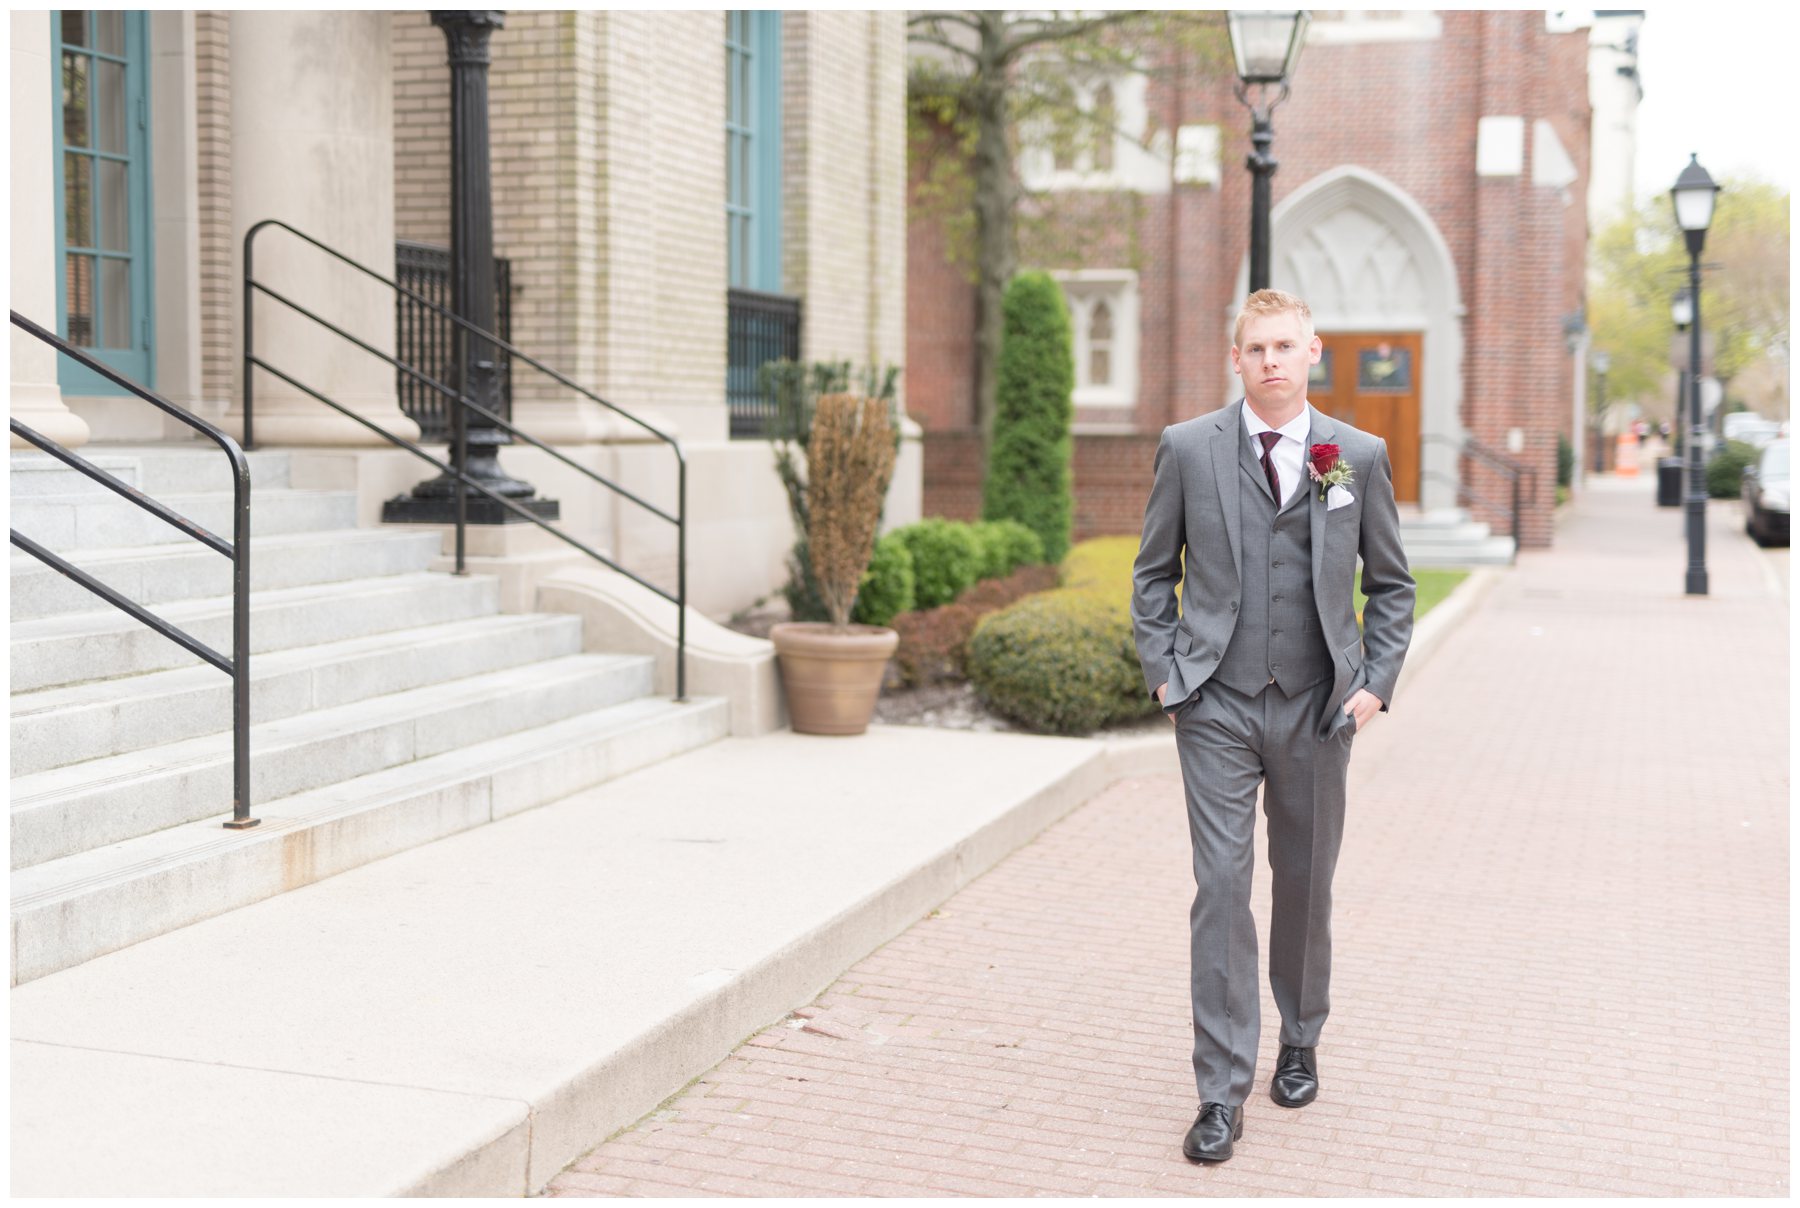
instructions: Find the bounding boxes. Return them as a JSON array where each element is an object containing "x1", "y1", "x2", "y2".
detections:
[{"x1": 1233, "y1": 288, "x2": 1314, "y2": 348}]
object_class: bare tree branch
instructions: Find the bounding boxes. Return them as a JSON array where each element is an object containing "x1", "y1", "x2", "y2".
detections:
[
  {"x1": 906, "y1": 11, "x2": 984, "y2": 35},
  {"x1": 1000, "y1": 10, "x2": 1143, "y2": 61}
]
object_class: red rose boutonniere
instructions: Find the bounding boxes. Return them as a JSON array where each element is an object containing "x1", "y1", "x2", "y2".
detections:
[{"x1": 1307, "y1": 443, "x2": 1355, "y2": 502}]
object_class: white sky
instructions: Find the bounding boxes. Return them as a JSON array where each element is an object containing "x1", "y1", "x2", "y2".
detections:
[{"x1": 1631, "y1": 5, "x2": 1796, "y2": 198}]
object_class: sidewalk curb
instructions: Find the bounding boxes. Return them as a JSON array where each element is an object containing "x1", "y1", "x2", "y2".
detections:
[{"x1": 502, "y1": 744, "x2": 1124, "y2": 1196}]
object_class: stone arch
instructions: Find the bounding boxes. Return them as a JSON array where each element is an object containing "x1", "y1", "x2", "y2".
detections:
[{"x1": 1232, "y1": 165, "x2": 1465, "y2": 510}]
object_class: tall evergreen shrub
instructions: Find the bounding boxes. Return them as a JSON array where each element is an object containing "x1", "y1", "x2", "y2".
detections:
[{"x1": 983, "y1": 271, "x2": 1074, "y2": 564}]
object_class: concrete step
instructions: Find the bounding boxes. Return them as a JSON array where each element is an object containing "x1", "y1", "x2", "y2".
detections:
[
  {"x1": 10, "y1": 487, "x2": 358, "y2": 553},
  {"x1": 10, "y1": 527, "x2": 444, "y2": 621},
  {"x1": 1397, "y1": 507, "x2": 1480, "y2": 532},
  {"x1": 10, "y1": 651, "x2": 653, "y2": 870},
  {"x1": 11, "y1": 611, "x2": 585, "y2": 779},
  {"x1": 11, "y1": 571, "x2": 502, "y2": 694},
  {"x1": 82, "y1": 444, "x2": 294, "y2": 493},
  {"x1": 1399, "y1": 520, "x2": 1494, "y2": 544},
  {"x1": 1404, "y1": 536, "x2": 1517, "y2": 567},
  {"x1": 10, "y1": 692, "x2": 731, "y2": 986},
  {"x1": 10, "y1": 446, "x2": 293, "y2": 495},
  {"x1": 9, "y1": 452, "x2": 142, "y2": 495}
]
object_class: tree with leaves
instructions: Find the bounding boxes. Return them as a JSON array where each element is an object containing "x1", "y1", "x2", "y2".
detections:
[
  {"x1": 906, "y1": 10, "x2": 1227, "y2": 455},
  {"x1": 1589, "y1": 175, "x2": 1789, "y2": 422}
]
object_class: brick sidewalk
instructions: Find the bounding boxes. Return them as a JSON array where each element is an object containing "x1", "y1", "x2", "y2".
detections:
[{"x1": 548, "y1": 483, "x2": 1788, "y2": 1197}]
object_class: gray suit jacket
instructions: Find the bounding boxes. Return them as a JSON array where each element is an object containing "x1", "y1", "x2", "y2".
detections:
[{"x1": 1130, "y1": 400, "x2": 1416, "y2": 739}]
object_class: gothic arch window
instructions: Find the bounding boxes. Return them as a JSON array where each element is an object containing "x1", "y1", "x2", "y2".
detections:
[{"x1": 1052, "y1": 270, "x2": 1137, "y2": 409}]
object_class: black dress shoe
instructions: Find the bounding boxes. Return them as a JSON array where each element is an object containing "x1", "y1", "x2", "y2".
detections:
[
  {"x1": 1181, "y1": 1102, "x2": 1244, "y2": 1163},
  {"x1": 1270, "y1": 1044, "x2": 1318, "y2": 1107}
]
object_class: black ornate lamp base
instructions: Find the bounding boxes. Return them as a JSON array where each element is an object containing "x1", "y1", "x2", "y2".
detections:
[{"x1": 382, "y1": 491, "x2": 560, "y2": 525}]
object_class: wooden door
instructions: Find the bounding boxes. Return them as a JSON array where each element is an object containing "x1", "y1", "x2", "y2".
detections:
[{"x1": 1308, "y1": 331, "x2": 1422, "y2": 503}]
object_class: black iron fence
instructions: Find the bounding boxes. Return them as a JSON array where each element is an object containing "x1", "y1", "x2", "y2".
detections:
[
  {"x1": 728, "y1": 287, "x2": 802, "y2": 438},
  {"x1": 395, "y1": 240, "x2": 513, "y2": 441}
]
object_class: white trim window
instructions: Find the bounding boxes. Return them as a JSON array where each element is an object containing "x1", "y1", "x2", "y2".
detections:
[
  {"x1": 1018, "y1": 71, "x2": 1170, "y2": 195},
  {"x1": 1052, "y1": 269, "x2": 1139, "y2": 409}
]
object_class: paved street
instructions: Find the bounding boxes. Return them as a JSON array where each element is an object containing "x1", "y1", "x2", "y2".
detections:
[{"x1": 547, "y1": 478, "x2": 1789, "y2": 1197}]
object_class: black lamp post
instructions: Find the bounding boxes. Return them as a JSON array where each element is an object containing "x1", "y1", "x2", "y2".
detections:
[
  {"x1": 1591, "y1": 349, "x2": 1610, "y2": 474},
  {"x1": 385, "y1": 9, "x2": 557, "y2": 526},
  {"x1": 1671, "y1": 153, "x2": 1719, "y2": 596},
  {"x1": 1227, "y1": 10, "x2": 1310, "y2": 293}
]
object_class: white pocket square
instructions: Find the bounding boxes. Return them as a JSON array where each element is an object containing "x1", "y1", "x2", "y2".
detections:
[{"x1": 1326, "y1": 485, "x2": 1355, "y2": 511}]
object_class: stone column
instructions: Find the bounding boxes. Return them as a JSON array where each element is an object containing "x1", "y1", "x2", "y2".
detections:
[
  {"x1": 10, "y1": 11, "x2": 91, "y2": 450},
  {"x1": 225, "y1": 10, "x2": 418, "y2": 446}
]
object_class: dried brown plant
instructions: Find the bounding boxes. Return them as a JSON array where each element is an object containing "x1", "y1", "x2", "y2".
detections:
[{"x1": 807, "y1": 393, "x2": 898, "y2": 628}]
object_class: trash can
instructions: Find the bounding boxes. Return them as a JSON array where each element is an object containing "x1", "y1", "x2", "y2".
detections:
[{"x1": 1656, "y1": 457, "x2": 1684, "y2": 507}]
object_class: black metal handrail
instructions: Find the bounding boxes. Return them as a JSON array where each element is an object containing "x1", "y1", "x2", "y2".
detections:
[
  {"x1": 9, "y1": 310, "x2": 258, "y2": 830},
  {"x1": 1422, "y1": 432, "x2": 1538, "y2": 549},
  {"x1": 242, "y1": 218, "x2": 687, "y2": 698}
]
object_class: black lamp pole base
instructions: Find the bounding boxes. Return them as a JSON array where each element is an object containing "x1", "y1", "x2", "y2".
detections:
[{"x1": 382, "y1": 491, "x2": 560, "y2": 525}]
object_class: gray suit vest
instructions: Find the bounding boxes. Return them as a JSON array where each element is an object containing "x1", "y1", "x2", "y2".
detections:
[{"x1": 1211, "y1": 433, "x2": 1336, "y2": 698}]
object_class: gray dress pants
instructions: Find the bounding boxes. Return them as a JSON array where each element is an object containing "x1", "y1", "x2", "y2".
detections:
[{"x1": 1170, "y1": 676, "x2": 1355, "y2": 1105}]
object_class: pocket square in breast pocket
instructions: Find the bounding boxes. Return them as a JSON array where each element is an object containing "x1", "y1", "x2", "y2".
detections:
[{"x1": 1327, "y1": 485, "x2": 1355, "y2": 511}]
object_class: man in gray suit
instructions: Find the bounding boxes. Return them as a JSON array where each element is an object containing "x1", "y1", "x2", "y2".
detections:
[{"x1": 1131, "y1": 289, "x2": 1415, "y2": 1163}]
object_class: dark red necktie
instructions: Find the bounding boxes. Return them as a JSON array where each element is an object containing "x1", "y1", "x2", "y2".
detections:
[{"x1": 1257, "y1": 430, "x2": 1282, "y2": 502}]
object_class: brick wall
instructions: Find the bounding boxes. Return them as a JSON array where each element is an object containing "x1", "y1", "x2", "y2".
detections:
[
  {"x1": 908, "y1": 10, "x2": 1591, "y2": 548},
  {"x1": 924, "y1": 431, "x2": 1158, "y2": 542}
]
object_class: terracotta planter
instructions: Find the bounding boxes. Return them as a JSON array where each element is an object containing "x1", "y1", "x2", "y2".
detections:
[{"x1": 770, "y1": 621, "x2": 898, "y2": 736}]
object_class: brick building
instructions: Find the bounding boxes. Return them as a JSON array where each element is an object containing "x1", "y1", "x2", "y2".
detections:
[
  {"x1": 908, "y1": 10, "x2": 1596, "y2": 549},
  {"x1": 12, "y1": 9, "x2": 914, "y2": 615}
]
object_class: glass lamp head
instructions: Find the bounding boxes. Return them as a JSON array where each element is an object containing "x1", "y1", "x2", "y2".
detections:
[{"x1": 1227, "y1": 10, "x2": 1310, "y2": 84}]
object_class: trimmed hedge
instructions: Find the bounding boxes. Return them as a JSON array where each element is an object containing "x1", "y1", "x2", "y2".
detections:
[
  {"x1": 965, "y1": 590, "x2": 1149, "y2": 735},
  {"x1": 1707, "y1": 439, "x2": 1760, "y2": 498},
  {"x1": 971, "y1": 519, "x2": 1045, "y2": 580},
  {"x1": 965, "y1": 535, "x2": 1162, "y2": 735},
  {"x1": 896, "y1": 518, "x2": 983, "y2": 610},
  {"x1": 851, "y1": 531, "x2": 916, "y2": 627},
  {"x1": 982, "y1": 271, "x2": 1074, "y2": 564}
]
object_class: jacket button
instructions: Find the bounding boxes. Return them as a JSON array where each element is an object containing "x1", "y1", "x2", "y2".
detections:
[{"x1": 1230, "y1": 602, "x2": 1238, "y2": 611}]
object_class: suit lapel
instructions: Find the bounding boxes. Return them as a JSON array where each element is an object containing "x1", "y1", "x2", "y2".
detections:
[
  {"x1": 1307, "y1": 405, "x2": 1336, "y2": 607},
  {"x1": 1211, "y1": 402, "x2": 1244, "y2": 583}
]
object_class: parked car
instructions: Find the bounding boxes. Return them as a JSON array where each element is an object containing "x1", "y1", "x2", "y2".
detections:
[
  {"x1": 1742, "y1": 438, "x2": 1789, "y2": 547},
  {"x1": 1722, "y1": 412, "x2": 1782, "y2": 450}
]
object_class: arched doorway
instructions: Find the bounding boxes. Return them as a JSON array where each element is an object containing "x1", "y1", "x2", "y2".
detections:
[{"x1": 1233, "y1": 166, "x2": 1465, "y2": 510}]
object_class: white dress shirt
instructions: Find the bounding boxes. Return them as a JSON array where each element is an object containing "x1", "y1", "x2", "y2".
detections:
[{"x1": 1242, "y1": 403, "x2": 1312, "y2": 508}]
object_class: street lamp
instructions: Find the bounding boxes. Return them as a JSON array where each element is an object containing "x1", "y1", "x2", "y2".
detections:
[
  {"x1": 1227, "y1": 10, "x2": 1310, "y2": 293},
  {"x1": 1670, "y1": 153, "x2": 1719, "y2": 596},
  {"x1": 1591, "y1": 349, "x2": 1610, "y2": 474}
]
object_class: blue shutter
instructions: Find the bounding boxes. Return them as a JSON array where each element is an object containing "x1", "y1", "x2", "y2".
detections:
[{"x1": 51, "y1": 10, "x2": 155, "y2": 394}]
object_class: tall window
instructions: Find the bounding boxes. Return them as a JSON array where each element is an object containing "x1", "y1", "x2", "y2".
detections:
[
  {"x1": 53, "y1": 10, "x2": 154, "y2": 392},
  {"x1": 724, "y1": 10, "x2": 782, "y2": 293}
]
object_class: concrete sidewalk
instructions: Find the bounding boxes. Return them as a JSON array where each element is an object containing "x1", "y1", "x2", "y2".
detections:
[{"x1": 545, "y1": 480, "x2": 1789, "y2": 1197}]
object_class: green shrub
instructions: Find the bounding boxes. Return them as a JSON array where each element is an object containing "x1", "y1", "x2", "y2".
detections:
[
  {"x1": 982, "y1": 271, "x2": 1074, "y2": 564},
  {"x1": 895, "y1": 518, "x2": 982, "y2": 610},
  {"x1": 1556, "y1": 432, "x2": 1575, "y2": 489},
  {"x1": 966, "y1": 591, "x2": 1149, "y2": 735},
  {"x1": 851, "y1": 531, "x2": 915, "y2": 627},
  {"x1": 1707, "y1": 439, "x2": 1760, "y2": 498},
  {"x1": 972, "y1": 519, "x2": 1045, "y2": 578}
]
